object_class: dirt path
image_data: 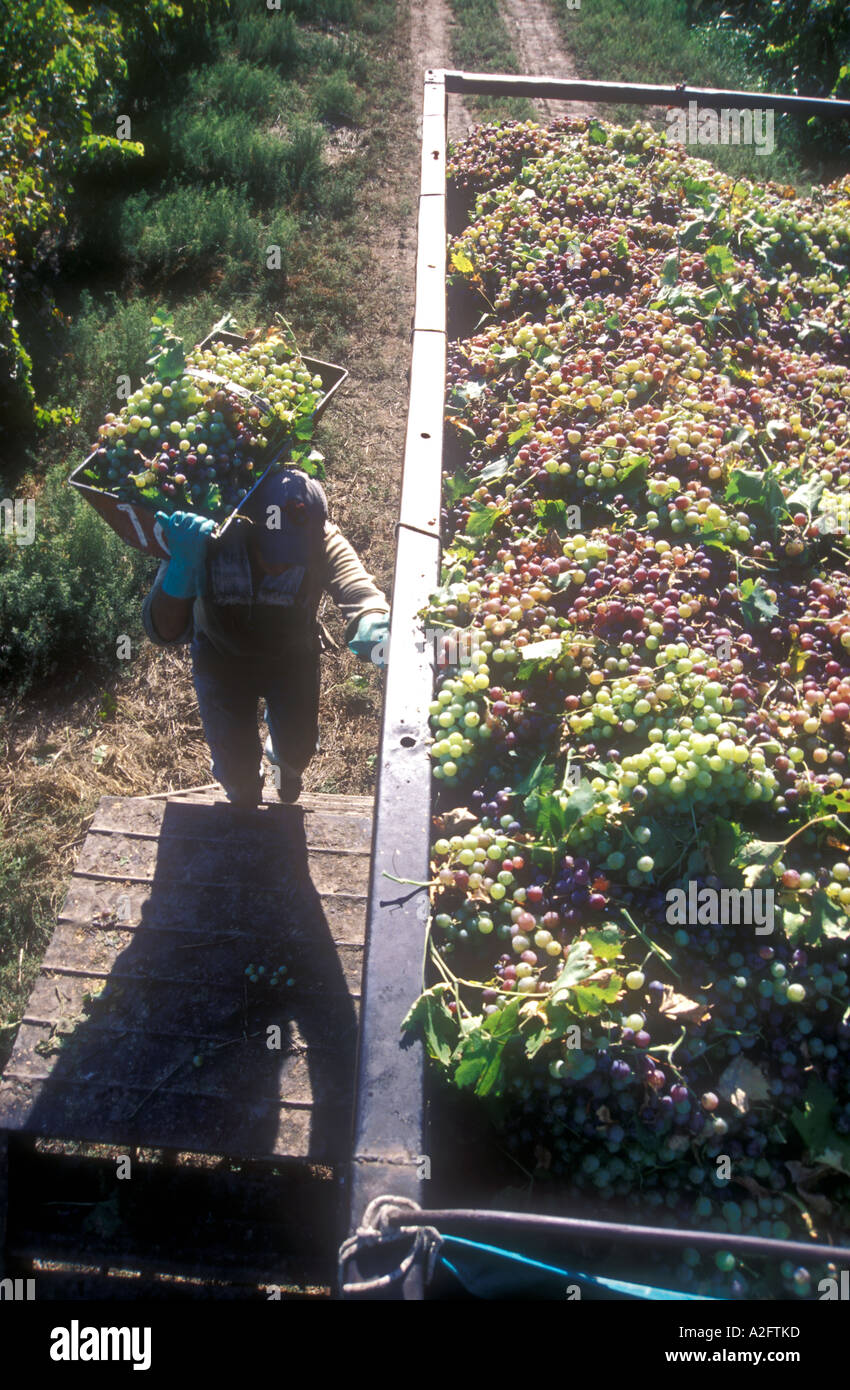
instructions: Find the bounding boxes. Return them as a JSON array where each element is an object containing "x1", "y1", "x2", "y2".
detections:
[
  {"x1": 410, "y1": 0, "x2": 474, "y2": 146},
  {"x1": 500, "y1": 0, "x2": 598, "y2": 120}
]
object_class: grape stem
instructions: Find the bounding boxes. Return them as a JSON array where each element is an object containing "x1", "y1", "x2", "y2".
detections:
[{"x1": 619, "y1": 907, "x2": 681, "y2": 979}]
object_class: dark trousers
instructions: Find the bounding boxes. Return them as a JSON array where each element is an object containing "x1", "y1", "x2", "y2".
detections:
[{"x1": 191, "y1": 629, "x2": 320, "y2": 804}]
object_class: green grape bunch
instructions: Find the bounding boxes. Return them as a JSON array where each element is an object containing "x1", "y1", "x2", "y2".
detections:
[{"x1": 81, "y1": 328, "x2": 326, "y2": 521}]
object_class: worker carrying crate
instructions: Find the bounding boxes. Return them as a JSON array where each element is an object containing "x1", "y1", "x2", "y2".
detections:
[{"x1": 141, "y1": 466, "x2": 390, "y2": 807}]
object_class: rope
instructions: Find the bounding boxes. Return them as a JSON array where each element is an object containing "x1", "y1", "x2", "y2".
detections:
[
  {"x1": 438, "y1": 1234, "x2": 718, "y2": 1301},
  {"x1": 338, "y1": 1196, "x2": 442, "y2": 1296}
]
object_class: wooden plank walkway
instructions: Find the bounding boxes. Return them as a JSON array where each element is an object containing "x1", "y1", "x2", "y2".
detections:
[{"x1": 0, "y1": 790, "x2": 372, "y2": 1163}]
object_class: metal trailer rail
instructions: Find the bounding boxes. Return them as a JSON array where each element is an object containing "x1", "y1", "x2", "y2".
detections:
[{"x1": 343, "y1": 70, "x2": 850, "y2": 1301}]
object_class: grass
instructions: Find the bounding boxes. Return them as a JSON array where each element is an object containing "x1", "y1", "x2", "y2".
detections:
[
  {"x1": 313, "y1": 71, "x2": 365, "y2": 125},
  {"x1": 231, "y1": 10, "x2": 303, "y2": 70},
  {"x1": 183, "y1": 58, "x2": 298, "y2": 120},
  {"x1": 0, "y1": 0, "x2": 413, "y2": 1070},
  {"x1": 118, "y1": 185, "x2": 298, "y2": 280},
  {"x1": 551, "y1": 0, "x2": 832, "y2": 186},
  {"x1": 446, "y1": 0, "x2": 536, "y2": 122},
  {"x1": 0, "y1": 467, "x2": 153, "y2": 694}
]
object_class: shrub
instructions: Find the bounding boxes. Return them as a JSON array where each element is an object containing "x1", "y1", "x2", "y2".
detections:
[
  {"x1": 184, "y1": 58, "x2": 296, "y2": 119},
  {"x1": 318, "y1": 166, "x2": 359, "y2": 218},
  {"x1": 169, "y1": 111, "x2": 291, "y2": 205},
  {"x1": 120, "y1": 184, "x2": 262, "y2": 274},
  {"x1": 314, "y1": 71, "x2": 364, "y2": 125},
  {"x1": 233, "y1": 11, "x2": 301, "y2": 69},
  {"x1": 50, "y1": 292, "x2": 160, "y2": 444},
  {"x1": 0, "y1": 463, "x2": 153, "y2": 694},
  {"x1": 282, "y1": 122, "x2": 326, "y2": 200}
]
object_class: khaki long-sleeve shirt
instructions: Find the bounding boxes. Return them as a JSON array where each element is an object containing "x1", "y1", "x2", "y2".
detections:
[{"x1": 142, "y1": 520, "x2": 389, "y2": 659}]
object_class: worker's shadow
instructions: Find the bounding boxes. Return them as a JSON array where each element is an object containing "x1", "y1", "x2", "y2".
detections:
[{"x1": 21, "y1": 797, "x2": 360, "y2": 1165}]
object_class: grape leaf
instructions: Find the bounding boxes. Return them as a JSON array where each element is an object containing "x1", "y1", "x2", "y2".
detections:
[
  {"x1": 508, "y1": 420, "x2": 532, "y2": 446},
  {"x1": 658, "y1": 986, "x2": 711, "y2": 1023},
  {"x1": 792, "y1": 1078, "x2": 850, "y2": 1175},
  {"x1": 733, "y1": 832, "x2": 785, "y2": 886},
  {"x1": 522, "y1": 1017, "x2": 554, "y2": 1060},
  {"x1": 494, "y1": 345, "x2": 523, "y2": 366},
  {"x1": 705, "y1": 243, "x2": 736, "y2": 279},
  {"x1": 588, "y1": 121, "x2": 608, "y2": 144},
  {"x1": 780, "y1": 908, "x2": 808, "y2": 943},
  {"x1": 451, "y1": 249, "x2": 475, "y2": 274},
  {"x1": 570, "y1": 974, "x2": 623, "y2": 1014},
  {"x1": 146, "y1": 312, "x2": 186, "y2": 383},
  {"x1": 561, "y1": 778, "x2": 604, "y2": 836},
  {"x1": 697, "y1": 529, "x2": 732, "y2": 552},
  {"x1": 551, "y1": 940, "x2": 598, "y2": 1001},
  {"x1": 739, "y1": 577, "x2": 779, "y2": 626},
  {"x1": 465, "y1": 501, "x2": 505, "y2": 537},
  {"x1": 704, "y1": 817, "x2": 744, "y2": 877},
  {"x1": 400, "y1": 986, "x2": 457, "y2": 1067},
  {"x1": 584, "y1": 924, "x2": 623, "y2": 961},
  {"x1": 445, "y1": 470, "x2": 476, "y2": 503},
  {"x1": 520, "y1": 997, "x2": 582, "y2": 1059},
  {"x1": 618, "y1": 454, "x2": 649, "y2": 491},
  {"x1": 679, "y1": 216, "x2": 707, "y2": 247},
  {"x1": 785, "y1": 477, "x2": 825, "y2": 515},
  {"x1": 516, "y1": 752, "x2": 553, "y2": 799},
  {"x1": 453, "y1": 999, "x2": 522, "y2": 1097},
  {"x1": 527, "y1": 788, "x2": 566, "y2": 843},
  {"x1": 726, "y1": 467, "x2": 787, "y2": 529},
  {"x1": 534, "y1": 498, "x2": 569, "y2": 533},
  {"x1": 718, "y1": 1057, "x2": 770, "y2": 1113},
  {"x1": 450, "y1": 378, "x2": 485, "y2": 404},
  {"x1": 809, "y1": 890, "x2": 850, "y2": 942},
  {"x1": 479, "y1": 456, "x2": 512, "y2": 484},
  {"x1": 661, "y1": 252, "x2": 679, "y2": 286},
  {"x1": 820, "y1": 786, "x2": 850, "y2": 815},
  {"x1": 516, "y1": 646, "x2": 565, "y2": 683}
]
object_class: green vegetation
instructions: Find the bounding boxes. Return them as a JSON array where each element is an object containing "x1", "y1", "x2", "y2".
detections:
[
  {"x1": 445, "y1": 0, "x2": 535, "y2": 122},
  {"x1": 117, "y1": 186, "x2": 297, "y2": 281},
  {"x1": 0, "y1": 468, "x2": 150, "y2": 693},
  {"x1": 553, "y1": 0, "x2": 850, "y2": 185}
]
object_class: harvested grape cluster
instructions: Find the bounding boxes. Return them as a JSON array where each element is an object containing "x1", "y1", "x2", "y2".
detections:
[
  {"x1": 80, "y1": 326, "x2": 326, "y2": 520},
  {"x1": 405, "y1": 116, "x2": 850, "y2": 1299}
]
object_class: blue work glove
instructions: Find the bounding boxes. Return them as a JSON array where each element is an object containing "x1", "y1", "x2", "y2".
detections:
[
  {"x1": 155, "y1": 510, "x2": 216, "y2": 599},
  {"x1": 348, "y1": 613, "x2": 390, "y2": 666}
]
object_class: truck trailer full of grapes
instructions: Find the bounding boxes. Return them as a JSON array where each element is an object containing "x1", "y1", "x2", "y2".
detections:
[{"x1": 343, "y1": 69, "x2": 850, "y2": 1301}]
